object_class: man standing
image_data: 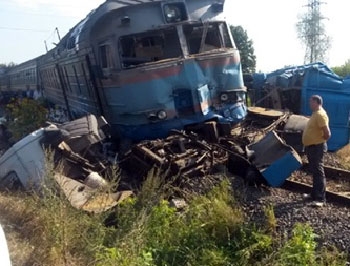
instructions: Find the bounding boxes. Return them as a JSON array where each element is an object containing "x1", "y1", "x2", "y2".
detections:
[{"x1": 302, "y1": 95, "x2": 331, "y2": 207}]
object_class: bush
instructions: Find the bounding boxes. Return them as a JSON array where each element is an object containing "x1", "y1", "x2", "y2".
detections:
[
  {"x1": 278, "y1": 223, "x2": 317, "y2": 265},
  {"x1": 5, "y1": 98, "x2": 48, "y2": 141},
  {"x1": 96, "y1": 180, "x2": 274, "y2": 266}
]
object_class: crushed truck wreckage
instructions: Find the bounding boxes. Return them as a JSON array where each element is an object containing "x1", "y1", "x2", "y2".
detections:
[
  {"x1": 0, "y1": 115, "x2": 133, "y2": 213},
  {"x1": 121, "y1": 107, "x2": 304, "y2": 189},
  {"x1": 0, "y1": 109, "x2": 305, "y2": 211}
]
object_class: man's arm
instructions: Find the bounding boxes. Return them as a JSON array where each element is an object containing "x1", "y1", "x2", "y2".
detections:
[{"x1": 322, "y1": 125, "x2": 331, "y2": 140}]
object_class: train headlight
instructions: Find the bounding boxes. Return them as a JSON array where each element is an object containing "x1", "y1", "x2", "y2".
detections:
[
  {"x1": 221, "y1": 93, "x2": 228, "y2": 102},
  {"x1": 163, "y1": 3, "x2": 188, "y2": 23},
  {"x1": 157, "y1": 110, "x2": 167, "y2": 120}
]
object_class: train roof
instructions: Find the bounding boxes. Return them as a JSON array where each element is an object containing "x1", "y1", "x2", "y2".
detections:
[
  {"x1": 57, "y1": 0, "x2": 162, "y2": 51},
  {"x1": 57, "y1": 0, "x2": 226, "y2": 52}
]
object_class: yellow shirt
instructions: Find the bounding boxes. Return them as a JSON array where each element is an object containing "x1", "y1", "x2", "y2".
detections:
[{"x1": 302, "y1": 107, "x2": 329, "y2": 146}]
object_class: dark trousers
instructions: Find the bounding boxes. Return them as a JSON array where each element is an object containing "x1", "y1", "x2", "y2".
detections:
[{"x1": 305, "y1": 143, "x2": 327, "y2": 201}]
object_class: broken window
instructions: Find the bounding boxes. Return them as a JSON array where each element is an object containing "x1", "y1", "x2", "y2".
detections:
[
  {"x1": 119, "y1": 27, "x2": 182, "y2": 68},
  {"x1": 184, "y1": 22, "x2": 233, "y2": 55},
  {"x1": 67, "y1": 36, "x2": 76, "y2": 50},
  {"x1": 99, "y1": 44, "x2": 114, "y2": 69}
]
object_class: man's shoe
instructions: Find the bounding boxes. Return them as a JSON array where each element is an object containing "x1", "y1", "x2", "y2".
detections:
[
  {"x1": 311, "y1": 201, "x2": 325, "y2": 207},
  {"x1": 302, "y1": 193, "x2": 312, "y2": 200}
]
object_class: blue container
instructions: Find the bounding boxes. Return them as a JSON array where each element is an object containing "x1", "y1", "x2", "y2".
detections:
[
  {"x1": 247, "y1": 131, "x2": 302, "y2": 187},
  {"x1": 261, "y1": 151, "x2": 302, "y2": 187},
  {"x1": 326, "y1": 125, "x2": 350, "y2": 151},
  {"x1": 300, "y1": 64, "x2": 350, "y2": 151}
]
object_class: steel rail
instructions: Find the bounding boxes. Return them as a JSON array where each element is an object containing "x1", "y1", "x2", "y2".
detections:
[{"x1": 282, "y1": 179, "x2": 350, "y2": 206}]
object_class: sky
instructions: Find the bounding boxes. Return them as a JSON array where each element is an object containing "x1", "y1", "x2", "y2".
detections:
[{"x1": 0, "y1": 0, "x2": 349, "y2": 72}]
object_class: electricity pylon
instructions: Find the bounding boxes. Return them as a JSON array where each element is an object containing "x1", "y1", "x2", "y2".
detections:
[{"x1": 296, "y1": 0, "x2": 331, "y2": 64}]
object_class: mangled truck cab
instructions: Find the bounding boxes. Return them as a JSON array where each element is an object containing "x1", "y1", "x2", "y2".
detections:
[
  {"x1": 0, "y1": 115, "x2": 107, "y2": 189},
  {"x1": 0, "y1": 115, "x2": 132, "y2": 213}
]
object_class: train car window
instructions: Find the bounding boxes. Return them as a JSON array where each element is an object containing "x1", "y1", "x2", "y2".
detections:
[
  {"x1": 64, "y1": 66, "x2": 72, "y2": 92},
  {"x1": 49, "y1": 69, "x2": 54, "y2": 88},
  {"x1": 99, "y1": 44, "x2": 113, "y2": 69},
  {"x1": 81, "y1": 63, "x2": 91, "y2": 97},
  {"x1": 54, "y1": 68, "x2": 61, "y2": 90},
  {"x1": 72, "y1": 65, "x2": 82, "y2": 94},
  {"x1": 26, "y1": 69, "x2": 30, "y2": 84},
  {"x1": 17, "y1": 73, "x2": 21, "y2": 86},
  {"x1": 32, "y1": 69, "x2": 36, "y2": 83},
  {"x1": 47, "y1": 70, "x2": 50, "y2": 88},
  {"x1": 52, "y1": 69, "x2": 56, "y2": 88},
  {"x1": 184, "y1": 22, "x2": 233, "y2": 55},
  {"x1": 120, "y1": 27, "x2": 181, "y2": 68},
  {"x1": 42, "y1": 70, "x2": 47, "y2": 88}
]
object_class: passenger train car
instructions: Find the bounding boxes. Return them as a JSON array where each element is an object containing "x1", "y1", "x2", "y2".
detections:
[
  {"x1": 0, "y1": 58, "x2": 40, "y2": 101},
  {"x1": 0, "y1": 0, "x2": 247, "y2": 141}
]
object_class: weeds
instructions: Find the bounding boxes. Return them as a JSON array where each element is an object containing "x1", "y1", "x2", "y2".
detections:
[
  {"x1": 0, "y1": 166, "x2": 347, "y2": 265},
  {"x1": 264, "y1": 204, "x2": 277, "y2": 232},
  {"x1": 260, "y1": 224, "x2": 347, "y2": 266},
  {"x1": 277, "y1": 223, "x2": 317, "y2": 265},
  {"x1": 96, "y1": 180, "x2": 275, "y2": 266},
  {"x1": 316, "y1": 246, "x2": 347, "y2": 266}
]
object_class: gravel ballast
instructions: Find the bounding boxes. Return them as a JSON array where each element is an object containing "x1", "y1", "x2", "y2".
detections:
[{"x1": 231, "y1": 176, "x2": 350, "y2": 253}]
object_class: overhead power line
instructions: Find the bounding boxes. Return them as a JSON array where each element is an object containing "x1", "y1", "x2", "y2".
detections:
[
  {"x1": 0, "y1": 0, "x2": 89, "y2": 9},
  {"x1": 0, "y1": 9, "x2": 80, "y2": 19},
  {"x1": 0, "y1": 26, "x2": 49, "y2": 33}
]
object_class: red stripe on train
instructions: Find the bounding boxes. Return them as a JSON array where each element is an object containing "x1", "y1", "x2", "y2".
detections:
[
  {"x1": 197, "y1": 55, "x2": 240, "y2": 68},
  {"x1": 104, "y1": 65, "x2": 182, "y2": 87},
  {"x1": 102, "y1": 56, "x2": 240, "y2": 87}
]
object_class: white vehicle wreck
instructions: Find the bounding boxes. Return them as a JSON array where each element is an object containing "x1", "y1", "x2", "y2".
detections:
[{"x1": 0, "y1": 115, "x2": 132, "y2": 213}]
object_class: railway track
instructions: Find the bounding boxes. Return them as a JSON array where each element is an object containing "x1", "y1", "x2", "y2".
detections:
[{"x1": 284, "y1": 165, "x2": 350, "y2": 206}]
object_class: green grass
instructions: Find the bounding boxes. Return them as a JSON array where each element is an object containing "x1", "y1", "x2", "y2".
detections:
[{"x1": 0, "y1": 169, "x2": 347, "y2": 266}]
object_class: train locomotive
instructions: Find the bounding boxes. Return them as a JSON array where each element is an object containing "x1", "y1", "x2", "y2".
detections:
[{"x1": 0, "y1": 0, "x2": 247, "y2": 141}]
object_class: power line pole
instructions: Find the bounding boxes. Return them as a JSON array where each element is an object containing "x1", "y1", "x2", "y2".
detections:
[{"x1": 296, "y1": 0, "x2": 331, "y2": 64}]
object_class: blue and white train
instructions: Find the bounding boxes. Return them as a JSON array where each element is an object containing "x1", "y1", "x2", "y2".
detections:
[{"x1": 0, "y1": 0, "x2": 247, "y2": 141}]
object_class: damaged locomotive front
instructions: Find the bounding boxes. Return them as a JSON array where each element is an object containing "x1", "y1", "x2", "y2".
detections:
[{"x1": 38, "y1": 0, "x2": 247, "y2": 142}]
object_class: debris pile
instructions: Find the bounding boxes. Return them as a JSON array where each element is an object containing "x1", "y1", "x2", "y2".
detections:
[
  {"x1": 0, "y1": 108, "x2": 306, "y2": 212},
  {"x1": 122, "y1": 130, "x2": 228, "y2": 179},
  {"x1": 122, "y1": 108, "x2": 303, "y2": 192}
]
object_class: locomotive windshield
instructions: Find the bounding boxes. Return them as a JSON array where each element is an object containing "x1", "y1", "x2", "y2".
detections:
[
  {"x1": 120, "y1": 27, "x2": 182, "y2": 68},
  {"x1": 119, "y1": 22, "x2": 233, "y2": 68},
  {"x1": 184, "y1": 22, "x2": 233, "y2": 55}
]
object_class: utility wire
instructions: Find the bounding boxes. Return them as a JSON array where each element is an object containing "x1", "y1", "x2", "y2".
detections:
[
  {"x1": 0, "y1": 0, "x2": 91, "y2": 9},
  {"x1": 0, "y1": 9, "x2": 80, "y2": 18},
  {"x1": 0, "y1": 26, "x2": 49, "y2": 33}
]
